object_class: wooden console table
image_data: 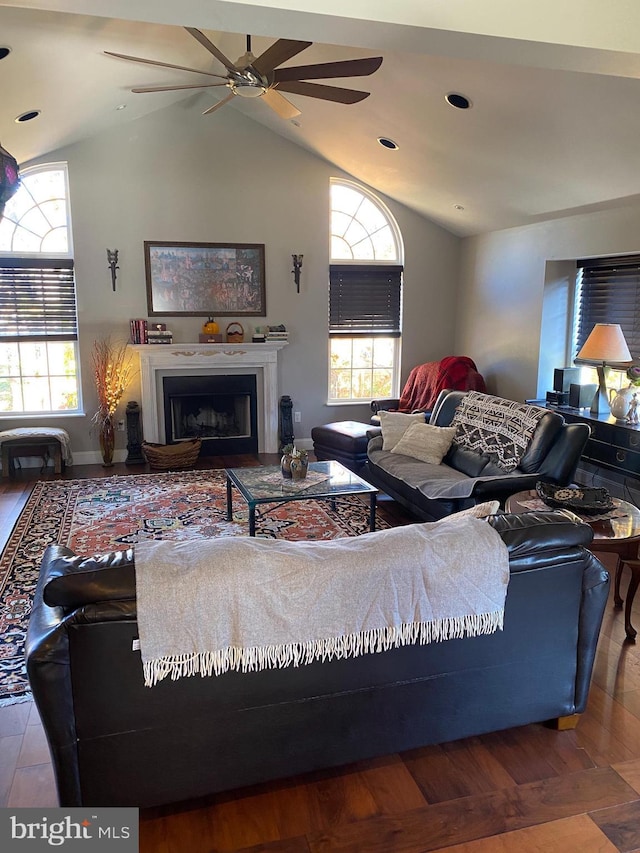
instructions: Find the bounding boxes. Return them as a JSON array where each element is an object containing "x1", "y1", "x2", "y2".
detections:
[{"x1": 546, "y1": 405, "x2": 640, "y2": 480}]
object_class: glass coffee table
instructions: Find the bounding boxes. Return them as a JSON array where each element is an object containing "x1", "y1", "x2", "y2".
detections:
[{"x1": 225, "y1": 460, "x2": 378, "y2": 537}]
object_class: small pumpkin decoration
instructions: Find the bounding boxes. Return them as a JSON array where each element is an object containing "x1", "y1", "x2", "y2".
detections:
[{"x1": 202, "y1": 317, "x2": 220, "y2": 334}]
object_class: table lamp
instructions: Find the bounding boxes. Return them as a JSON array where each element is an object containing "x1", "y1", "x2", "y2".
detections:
[{"x1": 575, "y1": 323, "x2": 632, "y2": 416}]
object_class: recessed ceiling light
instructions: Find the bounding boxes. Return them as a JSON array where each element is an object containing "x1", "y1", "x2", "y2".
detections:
[
  {"x1": 453, "y1": 204, "x2": 465, "y2": 211},
  {"x1": 15, "y1": 110, "x2": 41, "y2": 123},
  {"x1": 377, "y1": 137, "x2": 398, "y2": 150},
  {"x1": 115, "y1": 104, "x2": 127, "y2": 111},
  {"x1": 290, "y1": 119, "x2": 301, "y2": 127},
  {"x1": 0, "y1": 47, "x2": 11, "y2": 61},
  {"x1": 445, "y1": 93, "x2": 472, "y2": 110}
]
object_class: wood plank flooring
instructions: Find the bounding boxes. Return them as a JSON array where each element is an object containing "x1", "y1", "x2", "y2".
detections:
[{"x1": 2, "y1": 456, "x2": 640, "y2": 852}]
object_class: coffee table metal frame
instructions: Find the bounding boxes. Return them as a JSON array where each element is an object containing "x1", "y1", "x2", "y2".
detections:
[{"x1": 225, "y1": 460, "x2": 378, "y2": 537}]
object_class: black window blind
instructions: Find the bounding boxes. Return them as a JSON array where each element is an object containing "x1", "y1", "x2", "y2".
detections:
[
  {"x1": 329, "y1": 265, "x2": 402, "y2": 336},
  {"x1": 0, "y1": 257, "x2": 78, "y2": 342}
]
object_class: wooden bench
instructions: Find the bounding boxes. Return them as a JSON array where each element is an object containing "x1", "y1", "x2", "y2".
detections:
[{"x1": 1, "y1": 437, "x2": 63, "y2": 477}]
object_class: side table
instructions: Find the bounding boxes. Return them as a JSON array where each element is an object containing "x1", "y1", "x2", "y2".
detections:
[{"x1": 505, "y1": 489, "x2": 640, "y2": 641}]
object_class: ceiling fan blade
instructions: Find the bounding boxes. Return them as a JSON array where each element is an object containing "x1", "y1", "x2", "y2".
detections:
[
  {"x1": 262, "y1": 88, "x2": 302, "y2": 120},
  {"x1": 132, "y1": 82, "x2": 229, "y2": 93},
  {"x1": 202, "y1": 92, "x2": 236, "y2": 115},
  {"x1": 185, "y1": 27, "x2": 238, "y2": 73},
  {"x1": 273, "y1": 56, "x2": 382, "y2": 83},
  {"x1": 104, "y1": 50, "x2": 226, "y2": 80},
  {"x1": 275, "y1": 80, "x2": 370, "y2": 104},
  {"x1": 251, "y1": 39, "x2": 313, "y2": 76}
]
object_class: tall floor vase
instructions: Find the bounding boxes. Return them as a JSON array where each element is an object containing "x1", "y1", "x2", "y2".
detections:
[{"x1": 99, "y1": 415, "x2": 115, "y2": 467}]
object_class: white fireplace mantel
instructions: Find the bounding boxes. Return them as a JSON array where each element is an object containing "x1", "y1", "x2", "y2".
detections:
[{"x1": 130, "y1": 343, "x2": 288, "y2": 453}]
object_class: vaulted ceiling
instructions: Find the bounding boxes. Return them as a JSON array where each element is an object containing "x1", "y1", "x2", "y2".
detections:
[{"x1": 3, "y1": 1, "x2": 640, "y2": 236}]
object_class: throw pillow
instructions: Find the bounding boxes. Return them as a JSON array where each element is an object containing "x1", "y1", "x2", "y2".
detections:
[
  {"x1": 390, "y1": 422, "x2": 457, "y2": 464},
  {"x1": 378, "y1": 410, "x2": 426, "y2": 451}
]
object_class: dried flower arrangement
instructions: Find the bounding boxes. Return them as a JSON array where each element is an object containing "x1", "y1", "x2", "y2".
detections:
[{"x1": 91, "y1": 338, "x2": 133, "y2": 429}]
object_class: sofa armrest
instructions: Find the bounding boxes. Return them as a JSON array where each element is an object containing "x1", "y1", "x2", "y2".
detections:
[
  {"x1": 371, "y1": 398, "x2": 400, "y2": 414},
  {"x1": 471, "y1": 473, "x2": 546, "y2": 502}
]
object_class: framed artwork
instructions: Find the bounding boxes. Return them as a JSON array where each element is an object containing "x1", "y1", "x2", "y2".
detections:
[{"x1": 144, "y1": 241, "x2": 266, "y2": 316}]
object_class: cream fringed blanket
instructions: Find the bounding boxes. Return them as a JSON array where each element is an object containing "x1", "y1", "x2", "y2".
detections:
[{"x1": 134, "y1": 515, "x2": 510, "y2": 687}]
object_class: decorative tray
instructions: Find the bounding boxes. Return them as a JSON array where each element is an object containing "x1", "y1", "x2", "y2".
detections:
[{"x1": 535, "y1": 482, "x2": 615, "y2": 514}]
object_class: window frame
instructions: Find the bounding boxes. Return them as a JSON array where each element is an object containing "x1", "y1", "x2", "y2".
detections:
[
  {"x1": 0, "y1": 163, "x2": 82, "y2": 418},
  {"x1": 328, "y1": 179, "x2": 404, "y2": 405}
]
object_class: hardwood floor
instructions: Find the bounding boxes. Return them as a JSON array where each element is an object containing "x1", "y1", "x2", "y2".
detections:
[{"x1": 2, "y1": 457, "x2": 640, "y2": 852}]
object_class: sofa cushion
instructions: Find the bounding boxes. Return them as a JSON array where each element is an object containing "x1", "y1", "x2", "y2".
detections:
[
  {"x1": 450, "y1": 392, "x2": 549, "y2": 473},
  {"x1": 517, "y1": 410, "x2": 563, "y2": 473},
  {"x1": 391, "y1": 422, "x2": 457, "y2": 464},
  {"x1": 445, "y1": 444, "x2": 491, "y2": 477},
  {"x1": 378, "y1": 411, "x2": 426, "y2": 450}
]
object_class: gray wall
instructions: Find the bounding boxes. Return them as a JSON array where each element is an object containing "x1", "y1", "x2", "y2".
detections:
[
  {"x1": 456, "y1": 206, "x2": 640, "y2": 403},
  {"x1": 8, "y1": 100, "x2": 461, "y2": 462}
]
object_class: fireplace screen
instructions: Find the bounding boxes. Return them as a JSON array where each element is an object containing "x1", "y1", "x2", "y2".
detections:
[{"x1": 163, "y1": 374, "x2": 258, "y2": 455}]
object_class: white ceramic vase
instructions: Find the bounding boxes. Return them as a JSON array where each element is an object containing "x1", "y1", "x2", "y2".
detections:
[{"x1": 610, "y1": 386, "x2": 636, "y2": 422}]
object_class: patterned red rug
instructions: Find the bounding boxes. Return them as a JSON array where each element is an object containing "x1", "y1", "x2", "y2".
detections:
[{"x1": 0, "y1": 469, "x2": 392, "y2": 705}]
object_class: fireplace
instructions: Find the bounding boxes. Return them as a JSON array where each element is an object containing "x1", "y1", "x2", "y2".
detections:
[
  {"x1": 163, "y1": 374, "x2": 258, "y2": 455},
  {"x1": 131, "y1": 342, "x2": 288, "y2": 454}
]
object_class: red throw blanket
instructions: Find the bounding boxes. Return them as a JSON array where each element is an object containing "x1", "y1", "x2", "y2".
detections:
[{"x1": 398, "y1": 356, "x2": 486, "y2": 413}]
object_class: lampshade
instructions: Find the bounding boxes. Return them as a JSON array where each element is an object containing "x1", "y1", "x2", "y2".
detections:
[
  {"x1": 576, "y1": 323, "x2": 632, "y2": 365},
  {"x1": 0, "y1": 141, "x2": 20, "y2": 220},
  {"x1": 575, "y1": 323, "x2": 632, "y2": 416}
]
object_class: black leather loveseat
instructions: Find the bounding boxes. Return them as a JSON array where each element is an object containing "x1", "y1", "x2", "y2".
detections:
[
  {"x1": 26, "y1": 511, "x2": 608, "y2": 808},
  {"x1": 363, "y1": 389, "x2": 591, "y2": 521}
]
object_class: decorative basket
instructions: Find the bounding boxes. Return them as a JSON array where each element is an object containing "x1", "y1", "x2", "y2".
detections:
[
  {"x1": 226, "y1": 322, "x2": 244, "y2": 343},
  {"x1": 141, "y1": 438, "x2": 202, "y2": 470}
]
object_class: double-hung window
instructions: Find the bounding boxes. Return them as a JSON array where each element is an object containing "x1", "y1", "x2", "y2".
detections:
[
  {"x1": 0, "y1": 163, "x2": 80, "y2": 414},
  {"x1": 328, "y1": 179, "x2": 403, "y2": 403}
]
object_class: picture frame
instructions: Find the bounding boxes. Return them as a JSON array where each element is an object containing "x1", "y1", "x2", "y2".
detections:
[{"x1": 144, "y1": 241, "x2": 266, "y2": 317}]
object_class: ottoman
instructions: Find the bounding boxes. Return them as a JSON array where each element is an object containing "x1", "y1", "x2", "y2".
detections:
[{"x1": 311, "y1": 421, "x2": 372, "y2": 473}]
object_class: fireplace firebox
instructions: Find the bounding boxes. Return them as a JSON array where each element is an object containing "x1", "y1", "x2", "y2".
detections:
[{"x1": 163, "y1": 375, "x2": 258, "y2": 456}]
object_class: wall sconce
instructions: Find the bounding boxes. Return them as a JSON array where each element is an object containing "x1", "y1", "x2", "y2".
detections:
[
  {"x1": 107, "y1": 249, "x2": 119, "y2": 291},
  {"x1": 292, "y1": 254, "x2": 303, "y2": 293}
]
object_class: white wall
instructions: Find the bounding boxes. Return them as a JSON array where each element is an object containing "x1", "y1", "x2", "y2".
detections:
[
  {"x1": 456, "y1": 205, "x2": 640, "y2": 402},
  {"x1": 9, "y1": 100, "x2": 461, "y2": 462}
]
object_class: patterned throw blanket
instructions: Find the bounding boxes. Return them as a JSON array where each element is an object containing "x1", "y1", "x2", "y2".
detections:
[
  {"x1": 451, "y1": 392, "x2": 547, "y2": 472},
  {"x1": 135, "y1": 515, "x2": 509, "y2": 686}
]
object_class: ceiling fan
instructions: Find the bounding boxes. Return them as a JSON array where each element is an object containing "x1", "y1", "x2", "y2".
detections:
[{"x1": 105, "y1": 27, "x2": 383, "y2": 120}]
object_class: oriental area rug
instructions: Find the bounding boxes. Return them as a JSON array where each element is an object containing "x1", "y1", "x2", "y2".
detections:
[{"x1": 0, "y1": 469, "x2": 392, "y2": 705}]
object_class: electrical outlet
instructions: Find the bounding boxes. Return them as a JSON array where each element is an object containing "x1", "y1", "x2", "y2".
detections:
[
  {"x1": 117, "y1": 419, "x2": 125, "y2": 432},
  {"x1": 294, "y1": 411, "x2": 301, "y2": 423}
]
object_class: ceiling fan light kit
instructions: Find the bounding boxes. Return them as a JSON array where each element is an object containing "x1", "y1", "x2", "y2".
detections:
[{"x1": 105, "y1": 27, "x2": 382, "y2": 119}]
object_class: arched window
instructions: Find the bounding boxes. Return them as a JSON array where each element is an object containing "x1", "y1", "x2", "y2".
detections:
[
  {"x1": 329, "y1": 179, "x2": 403, "y2": 403},
  {"x1": 0, "y1": 163, "x2": 80, "y2": 415}
]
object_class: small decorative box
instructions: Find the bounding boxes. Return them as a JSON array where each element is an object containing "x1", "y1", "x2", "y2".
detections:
[{"x1": 198, "y1": 334, "x2": 223, "y2": 343}]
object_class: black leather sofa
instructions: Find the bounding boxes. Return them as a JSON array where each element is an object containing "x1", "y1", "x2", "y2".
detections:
[
  {"x1": 26, "y1": 511, "x2": 608, "y2": 808},
  {"x1": 363, "y1": 389, "x2": 591, "y2": 521}
]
